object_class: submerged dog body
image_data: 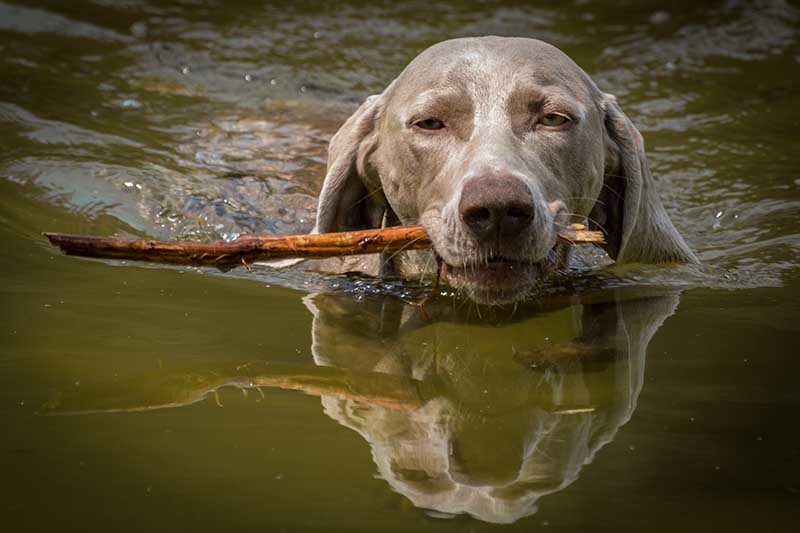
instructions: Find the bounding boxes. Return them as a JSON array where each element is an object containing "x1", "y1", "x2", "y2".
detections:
[{"x1": 313, "y1": 37, "x2": 696, "y2": 303}]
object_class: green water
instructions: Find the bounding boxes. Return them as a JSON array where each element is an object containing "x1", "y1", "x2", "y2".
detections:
[{"x1": 1, "y1": 1, "x2": 799, "y2": 531}]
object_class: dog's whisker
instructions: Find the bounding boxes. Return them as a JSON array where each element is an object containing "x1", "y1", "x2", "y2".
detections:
[
  {"x1": 562, "y1": 196, "x2": 607, "y2": 207},
  {"x1": 351, "y1": 186, "x2": 385, "y2": 207},
  {"x1": 381, "y1": 236, "x2": 424, "y2": 268},
  {"x1": 419, "y1": 250, "x2": 435, "y2": 283},
  {"x1": 600, "y1": 181, "x2": 625, "y2": 201}
]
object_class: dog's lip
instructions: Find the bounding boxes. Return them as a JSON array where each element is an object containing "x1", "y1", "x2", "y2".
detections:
[
  {"x1": 437, "y1": 247, "x2": 557, "y2": 272},
  {"x1": 442, "y1": 255, "x2": 533, "y2": 273},
  {"x1": 440, "y1": 255, "x2": 544, "y2": 287},
  {"x1": 438, "y1": 257, "x2": 542, "y2": 304},
  {"x1": 436, "y1": 247, "x2": 558, "y2": 290}
]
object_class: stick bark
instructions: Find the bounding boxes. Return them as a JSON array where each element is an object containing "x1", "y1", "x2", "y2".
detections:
[{"x1": 44, "y1": 224, "x2": 604, "y2": 269}]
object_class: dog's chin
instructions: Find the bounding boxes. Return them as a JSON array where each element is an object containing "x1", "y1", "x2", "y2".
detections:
[{"x1": 441, "y1": 253, "x2": 555, "y2": 305}]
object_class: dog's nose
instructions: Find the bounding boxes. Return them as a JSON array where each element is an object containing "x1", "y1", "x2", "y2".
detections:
[{"x1": 459, "y1": 176, "x2": 534, "y2": 239}]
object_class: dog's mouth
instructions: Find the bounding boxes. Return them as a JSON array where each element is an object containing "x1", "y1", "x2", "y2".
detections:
[{"x1": 440, "y1": 250, "x2": 558, "y2": 304}]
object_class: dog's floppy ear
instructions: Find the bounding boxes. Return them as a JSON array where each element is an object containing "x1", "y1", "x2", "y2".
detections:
[
  {"x1": 313, "y1": 93, "x2": 387, "y2": 234},
  {"x1": 590, "y1": 95, "x2": 697, "y2": 264},
  {"x1": 262, "y1": 93, "x2": 387, "y2": 269}
]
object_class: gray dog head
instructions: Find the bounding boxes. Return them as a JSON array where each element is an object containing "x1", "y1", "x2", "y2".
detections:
[{"x1": 314, "y1": 37, "x2": 696, "y2": 304}]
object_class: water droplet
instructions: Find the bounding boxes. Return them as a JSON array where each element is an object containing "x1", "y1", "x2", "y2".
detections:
[
  {"x1": 120, "y1": 98, "x2": 142, "y2": 109},
  {"x1": 130, "y1": 22, "x2": 147, "y2": 38},
  {"x1": 244, "y1": 74, "x2": 253, "y2": 82},
  {"x1": 649, "y1": 10, "x2": 671, "y2": 25}
]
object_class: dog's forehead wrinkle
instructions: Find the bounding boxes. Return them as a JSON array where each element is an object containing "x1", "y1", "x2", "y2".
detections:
[
  {"x1": 394, "y1": 50, "x2": 481, "y2": 103},
  {"x1": 406, "y1": 87, "x2": 461, "y2": 110},
  {"x1": 512, "y1": 84, "x2": 588, "y2": 119},
  {"x1": 396, "y1": 37, "x2": 590, "y2": 109}
]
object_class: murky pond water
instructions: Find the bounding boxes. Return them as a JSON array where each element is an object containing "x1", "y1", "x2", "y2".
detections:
[{"x1": 1, "y1": 1, "x2": 799, "y2": 531}]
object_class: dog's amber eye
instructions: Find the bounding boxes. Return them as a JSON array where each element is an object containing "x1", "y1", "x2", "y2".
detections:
[
  {"x1": 539, "y1": 113, "x2": 570, "y2": 127},
  {"x1": 414, "y1": 118, "x2": 445, "y2": 130}
]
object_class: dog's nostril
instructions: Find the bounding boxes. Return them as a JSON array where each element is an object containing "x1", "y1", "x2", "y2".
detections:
[
  {"x1": 499, "y1": 204, "x2": 534, "y2": 237},
  {"x1": 506, "y1": 205, "x2": 533, "y2": 220},
  {"x1": 462, "y1": 206, "x2": 493, "y2": 228}
]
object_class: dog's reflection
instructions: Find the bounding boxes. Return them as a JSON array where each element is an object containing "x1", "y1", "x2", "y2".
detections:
[
  {"x1": 46, "y1": 287, "x2": 679, "y2": 524},
  {"x1": 302, "y1": 288, "x2": 678, "y2": 523}
]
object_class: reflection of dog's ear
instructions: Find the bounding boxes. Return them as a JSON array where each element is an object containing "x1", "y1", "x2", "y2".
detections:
[
  {"x1": 591, "y1": 95, "x2": 697, "y2": 265},
  {"x1": 303, "y1": 293, "x2": 405, "y2": 370},
  {"x1": 314, "y1": 90, "x2": 392, "y2": 234},
  {"x1": 584, "y1": 289, "x2": 681, "y2": 453},
  {"x1": 614, "y1": 289, "x2": 681, "y2": 366}
]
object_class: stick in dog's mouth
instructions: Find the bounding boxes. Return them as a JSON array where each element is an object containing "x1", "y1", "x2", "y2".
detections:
[{"x1": 45, "y1": 224, "x2": 602, "y2": 270}]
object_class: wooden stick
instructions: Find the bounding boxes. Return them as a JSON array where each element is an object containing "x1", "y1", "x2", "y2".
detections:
[{"x1": 44, "y1": 224, "x2": 604, "y2": 269}]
